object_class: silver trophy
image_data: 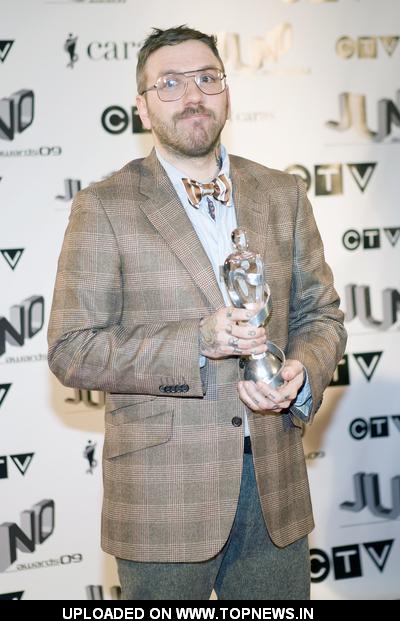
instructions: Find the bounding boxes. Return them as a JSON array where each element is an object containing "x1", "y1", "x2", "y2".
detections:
[{"x1": 223, "y1": 228, "x2": 285, "y2": 389}]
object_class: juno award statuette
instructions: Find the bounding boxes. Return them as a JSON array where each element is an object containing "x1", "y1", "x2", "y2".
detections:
[{"x1": 223, "y1": 228, "x2": 285, "y2": 389}]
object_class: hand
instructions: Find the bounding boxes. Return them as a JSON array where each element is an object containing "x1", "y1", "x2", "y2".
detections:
[
  {"x1": 199, "y1": 306, "x2": 267, "y2": 360},
  {"x1": 238, "y1": 359, "x2": 305, "y2": 412}
]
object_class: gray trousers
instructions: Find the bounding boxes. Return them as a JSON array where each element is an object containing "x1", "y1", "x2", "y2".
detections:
[{"x1": 116, "y1": 452, "x2": 310, "y2": 600}]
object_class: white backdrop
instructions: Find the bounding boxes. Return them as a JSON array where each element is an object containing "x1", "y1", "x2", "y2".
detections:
[{"x1": 1, "y1": 0, "x2": 399, "y2": 601}]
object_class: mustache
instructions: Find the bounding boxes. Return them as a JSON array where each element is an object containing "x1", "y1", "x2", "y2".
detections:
[{"x1": 174, "y1": 106, "x2": 215, "y2": 121}]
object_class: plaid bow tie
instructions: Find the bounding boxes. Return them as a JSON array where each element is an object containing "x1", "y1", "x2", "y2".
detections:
[{"x1": 182, "y1": 173, "x2": 232, "y2": 209}]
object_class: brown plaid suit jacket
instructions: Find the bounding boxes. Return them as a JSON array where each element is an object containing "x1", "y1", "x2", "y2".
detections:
[{"x1": 48, "y1": 149, "x2": 346, "y2": 561}]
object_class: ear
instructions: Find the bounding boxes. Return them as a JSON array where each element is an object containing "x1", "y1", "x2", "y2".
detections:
[
  {"x1": 136, "y1": 94, "x2": 152, "y2": 130},
  {"x1": 225, "y1": 85, "x2": 232, "y2": 120}
]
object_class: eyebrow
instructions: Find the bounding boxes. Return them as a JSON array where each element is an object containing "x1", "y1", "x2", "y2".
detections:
[{"x1": 157, "y1": 65, "x2": 221, "y2": 77}]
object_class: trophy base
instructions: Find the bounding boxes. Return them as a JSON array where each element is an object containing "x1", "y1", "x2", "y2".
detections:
[{"x1": 243, "y1": 341, "x2": 285, "y2": 389}]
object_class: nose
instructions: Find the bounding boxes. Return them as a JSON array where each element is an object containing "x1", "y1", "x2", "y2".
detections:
[{"x1": 182, "y1": 75, "x2": 204, "y2": 105}]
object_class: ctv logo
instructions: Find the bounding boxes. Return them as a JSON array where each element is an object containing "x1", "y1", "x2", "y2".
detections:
[
  {"x1": 349, "y1": 415, "x2": 400, "y2": 440},
  {"x1": 336, "y1": 35, "x2": 399, "y2": 59},
  {"x1": 0, "y1": 499, "x2": 55, "y2": 572},
  {"x1": 326, "y1": 89, "x2": 400, "y2": 142},
  {"x1": 340, "y1": 473, "x2": 400, "y2": 519},
  {"x1": 0, "y1": 90, "x2": 34, "y2": 141},
  {"x1": 101, "y1": 105, "x2": 149, "y2": 135},
  {"x1": 343, "y1": 228, "x2": 400, "y2": 250},
  {"x1": 0, "y1": 453, "x2": 34, "y2": 479},
  {"x1": 0, "y1": 591, "x2": 24, "y2": 600},
  {"x1": 310, "y1": 539, "x2": 394, "y2": 582},
  {"x1": 284, "y1": 162, "x2": 376, "y2": 195},
  {"x1": 0, "y1": 296, "x2": 45, "y2": 357},
  {"x1": 330, "y1": 352, "x2": 383, "y2": 386},
  {"x1": 0, "y1": 249, "x2": 24, "y2": 270},
  {"x1": 0, "y1": 384, "x2": 12, "y2": 409},
  {"x1": 0, "y1": 41, "x2": 14, "y2": 63},
  {"x1": 344, "y1": 285, "x2": 400, "y2": 331}
]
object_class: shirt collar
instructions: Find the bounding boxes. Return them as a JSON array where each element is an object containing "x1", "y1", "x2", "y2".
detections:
[{"x1": 156, "y1": 145, "x2": 230, "y2": 191}]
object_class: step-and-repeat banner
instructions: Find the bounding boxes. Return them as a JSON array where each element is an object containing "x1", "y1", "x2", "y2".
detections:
[{"x1": 1, "y1": 0, "x2": 399, "y2": 601}]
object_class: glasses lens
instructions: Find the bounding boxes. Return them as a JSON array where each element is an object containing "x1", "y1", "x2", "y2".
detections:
[
  {"x1": 196, "y1": 70, "x2": 225, "y2": 95},
  {"x1": 157, "y1": 74, "x2": 185, "y2": 101}
]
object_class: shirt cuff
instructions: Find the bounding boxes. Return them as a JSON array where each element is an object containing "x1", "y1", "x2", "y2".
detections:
[{"x1": 293, "y1": 368, "x2": 312, "y2": 418}]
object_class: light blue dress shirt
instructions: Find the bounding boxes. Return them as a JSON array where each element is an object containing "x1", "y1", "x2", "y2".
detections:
[{"x1": 156, "y1": 146, "x2": 312, "y2": 433}]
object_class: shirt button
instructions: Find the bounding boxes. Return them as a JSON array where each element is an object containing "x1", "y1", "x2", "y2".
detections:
[
  {"x1": 159, "y1": 385, "x2": 165, "y2": 392},
  {"x1": 181, "y1": 384, "x2": 189, "y2": 392},
  {"x1": 239, "y1": 358, "x2": 246, "y2": 369},
  {"x1": 231, "y1": 416, "x2": 242, "y2": 427}
]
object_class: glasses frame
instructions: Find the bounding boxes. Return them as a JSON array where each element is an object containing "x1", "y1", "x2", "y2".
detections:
[{"x1": 140, "y1": 67, "x2": 227, "y2": 102}]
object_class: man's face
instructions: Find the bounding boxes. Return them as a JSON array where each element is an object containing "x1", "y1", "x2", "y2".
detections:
[{"x1": 136, "y1": 40, "x2": 230, "y2": 158}]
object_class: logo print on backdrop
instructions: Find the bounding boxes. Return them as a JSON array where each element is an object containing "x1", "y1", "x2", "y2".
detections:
[
  {"x1": 336, "y1": 36, "x2": 399, "y2": 59},
  {"x1": 56, "y1": 179, "x2": 82, "y2": 201},
  {"x1": 284, "y1": 162, "x2": 376, "y2": 194},
  {"x1": 0, "y1": 383, "x2": 11, "y2": 408},
  {"x1": 0, "y1": 89, "x2": 34, "y2": 141},
  {"x1": 345, "y1": 285, "x2": 400, "y2": 331},
  {"x1": 0, "y1": 499, "x2": 55, "y2": 572},
  {"x1": 329, "y1": 352, "x2": 383, "y2": 386},
  {"x1": 310, "y1": 540, "x2": 394, "y2": 582},
  {"x1": 83, "y1": 440, "x2": 97, "y2": 474},
  {"x1": 101, "y1": 105, "x2": 149, "y2": 134},
  {"x1": 0, "y1": 296, "x2": 45, "y2": 357},
  {"x1": 326, "y1": 89, "x2": 400, "y2": 142},
  {"x1": 0, "y1": 591, "x2": 24, "y2": 600},
  {"x1": 340, "y1": 473, "x2": 400, "y2": 519},
  {"x1": 0, "y1": 453, "x2": 34, "y2": 479},
  {"x1": 66, "y1": 389, "x2": 105, "y2": 408},
  {"x1": 0, "y1": 249, "x2": 24, "y2": 270},
  {"x1": 86, "y1": 585, "x2": 121, "y2": 600},
  {"x1": 0, "y1": 41, "x2": 14, "y2": 63},
  {"x1": 64, "y1": 34, "x2": 78, "y2": 68},
  {"x1": 349, "y1": 415, "x2": 400, "y2": 440},
  {"x1": 343, "y1": 228, "x2": 400, "y2": 250},
  {"x1": 218, "y1": 23, "x2": 293, "y2": 71}
]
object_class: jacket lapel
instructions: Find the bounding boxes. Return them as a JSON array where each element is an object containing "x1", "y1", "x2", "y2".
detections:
[
  {"x1": 137, "y1": 150, "x2": 225, "y2": 310},
  {"x1": 230, "y1": 156, "x2": 269, "y2": 265}
]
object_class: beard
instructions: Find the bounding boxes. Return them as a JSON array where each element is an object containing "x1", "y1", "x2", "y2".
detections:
[{"x1": 148, "y1": 103, "x2": 228, "y2": 158}]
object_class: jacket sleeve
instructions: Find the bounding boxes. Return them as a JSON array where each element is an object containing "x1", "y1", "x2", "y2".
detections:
[
  {"x1": 286, "y1": 176, "x2": 347, "y2": 421},
  {"x1": 47, "y1": 188, "x2": 205, "y2": 397}
]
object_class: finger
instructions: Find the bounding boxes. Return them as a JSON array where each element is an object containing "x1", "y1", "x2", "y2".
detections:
[
  {"x1": 240, "y1": 381, "x2": 282, "y2": 411},
  {"x1": 255, "y1": 381, "x2": 292, "y2": 408},
  {"x1": 229, "y1": 324, "x2": 266, "y2": 341},
  {"x1": 225, "y1": 307, "x2": 263, "y2": 323},
  {"x1": 238, "y1": 382, "x2": 266, "y2": 411},
  {"x1": 281, "y1": 359, "x2": 304, "y2": 383}
]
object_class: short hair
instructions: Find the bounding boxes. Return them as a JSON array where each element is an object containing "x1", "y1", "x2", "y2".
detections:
[{"x1": 136, "y1": 25, "x2": 225, "y2": 94}]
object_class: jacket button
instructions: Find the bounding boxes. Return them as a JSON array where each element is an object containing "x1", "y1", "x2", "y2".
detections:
[
  {"x1": 181, "y1": 384, "x2": 189, "y2": 392},
  {"x1": 231, "y1": 416, "x2": 242, "y2": 427},
  {"x1": 159, "y1": 385, "x2": 165, "y2": 392}
]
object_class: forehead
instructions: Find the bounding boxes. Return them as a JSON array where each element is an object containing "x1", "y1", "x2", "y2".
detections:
[{"x1": 145, "y1": 40, "x2": 221, "y2": 79}]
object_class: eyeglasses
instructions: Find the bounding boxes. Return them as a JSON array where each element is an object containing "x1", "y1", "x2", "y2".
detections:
[{"x1": 140, "y1": 68, "x2": 227, "y2": 102}]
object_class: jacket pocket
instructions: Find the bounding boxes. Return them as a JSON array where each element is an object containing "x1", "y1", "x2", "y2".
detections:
[{"x1": 104, "y1": 402, "x2": 173, "y2": 458}]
